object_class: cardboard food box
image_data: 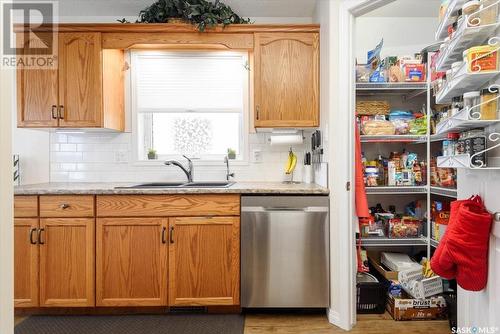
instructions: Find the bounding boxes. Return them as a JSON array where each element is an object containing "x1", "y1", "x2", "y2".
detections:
[
  {"x1": 367, "y1": 252, "x2": 398, "y2": 280},
  {"x1": 386, "y1": 292, "x2": 447, "y2": 321}
]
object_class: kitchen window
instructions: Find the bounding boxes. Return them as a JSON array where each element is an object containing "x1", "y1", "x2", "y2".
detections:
[{"x1": 131, "y1": 50, "x2": 249, "y2": 162}]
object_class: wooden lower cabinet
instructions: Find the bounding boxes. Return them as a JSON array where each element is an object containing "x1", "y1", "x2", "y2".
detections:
[
  {"x1": 96, "y1": 218, "x2": 169, "y2": 306},
  {"x1": 168, "y1": 217, "x2": 240, "y2": 306},
  {"x1": 14, "y1": 218, "x2": 39, "y2": 307},
  {"x1": 39, "y1": 218, "x2": 95, "y2": 307}
]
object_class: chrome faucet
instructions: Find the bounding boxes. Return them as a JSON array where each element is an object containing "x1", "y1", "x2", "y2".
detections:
[
  {"x1": 165, "y1": 155, "x2": 194, "y2": 183},
  {"x1": 224, "y1": 156, "x2": 235, "y2": 181}
]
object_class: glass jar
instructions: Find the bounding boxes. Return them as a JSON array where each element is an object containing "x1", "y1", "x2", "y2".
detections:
[
  {"x1": 463, "y1": 91, "x2": 481, "y2": 117},
  {"x1": 451, "y1": 96, "x2": 464, "y2": 116},
  {"x1": 442, "y1": 140, "x2": 450, "y2": 157},
  {"x1": 447, "y1": 132, "x2": 460, "y2": 156},
  {"x1": 463, "y1": 0, "x2": 481, "y2": 26}
]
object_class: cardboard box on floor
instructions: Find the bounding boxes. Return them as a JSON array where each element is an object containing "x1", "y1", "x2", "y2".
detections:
[
  {"x1": 387, "y1": 292, "x2": 448, "y2": 321},
  {"x1": 367, "y1": 251, "x2": 398, "y2": 280}
]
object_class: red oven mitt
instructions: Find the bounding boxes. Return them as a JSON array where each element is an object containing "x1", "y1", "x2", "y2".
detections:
[{"x1": 431, "y1": 196, "x2": 493, "y2": 291}]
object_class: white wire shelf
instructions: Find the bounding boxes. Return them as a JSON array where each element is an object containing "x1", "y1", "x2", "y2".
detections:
[
  {"x1": 436, "y1": 20, "x2": 500, "y2": 71},
  {"x1": 430, "y1": 186, "x2": 458, "y2": 198},
  {"x1": 356, "y1": 82, "x2": 428, "y2": 91},
  {"x1": 435, "y1": 63, "x2": 500, "y2": 104},
  {"x1": 435, "y1": 108, "x2": 500, "y2": 136},
  {"x1": 365, "y1": 186, "x2": 428, "y2": 195},
  {"x1": 435, "y1": 0, "x2": 468, "y2": 41},
  {"x1": 437, "y1": 153, "x2": 500, "y2": 169},
  {"x1": 357, "y1": 237, "x2": 428, "y2": 247},
  {"x1": 360, "y1": 135, "x2": 428, "y2": 143},
  {"x1": 438, "y1": 154, "x2": 473, "y2": 168},
  {"x1": 431, "y1": 134, "x2": 447, "y2": 142},
  {"x1": 431, "y1": 238, "x2": 440, "y2": 248}
]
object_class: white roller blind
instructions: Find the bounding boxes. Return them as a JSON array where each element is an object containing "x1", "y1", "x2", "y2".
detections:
[{"x1": 134, "y1": 52, "x2": 246, "y2": 112}]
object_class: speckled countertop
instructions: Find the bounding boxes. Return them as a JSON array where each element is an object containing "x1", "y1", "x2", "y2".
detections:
[{"x1": 14, "y1": 182, "x2": 329, "y2": 195}]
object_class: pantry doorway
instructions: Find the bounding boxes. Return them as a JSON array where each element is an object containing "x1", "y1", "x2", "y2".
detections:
[{"x1": 324, "y1": 0, "x2": 398, "y2": 331}]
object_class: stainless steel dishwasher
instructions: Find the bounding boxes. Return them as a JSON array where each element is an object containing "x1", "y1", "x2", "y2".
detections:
[{"x1": 241, "y1": 196, "x2": 329, "y2": 308}]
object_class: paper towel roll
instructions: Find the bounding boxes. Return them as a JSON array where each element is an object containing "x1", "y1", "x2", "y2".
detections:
[{"x1": 269, "y1": 135, "x2": 304, "y2": 146}]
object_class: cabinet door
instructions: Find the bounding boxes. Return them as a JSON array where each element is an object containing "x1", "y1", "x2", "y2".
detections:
[
  {"x1": 16, "y1": 33, "x2": 58, "y2": 127},
  {"x1": 39, "y1": 218, "x2": 95, "y2": 307},
  {"x1": 96, "y1": 218, "x2": 168, "y2": 306},
  {"x1": 58, "y1": 32, "x2": 102, "y2": 128},
  {"x1": 169, "y1": 217, "x2": 240, "y2": 306},
  {"x1": 14, "y1": 219, "x2": 39, "y2": 307},
  {"x1": 254, "y1": 33, "x2": 319, "y2": 128}
]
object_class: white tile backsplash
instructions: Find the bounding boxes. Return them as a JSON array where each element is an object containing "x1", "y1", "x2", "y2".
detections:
[{"x1": 49, "y1": 132, "x2": 311, "y2": 183}]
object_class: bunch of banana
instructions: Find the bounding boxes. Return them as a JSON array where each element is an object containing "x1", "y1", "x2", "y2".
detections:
[
  {"x1": 285, "y1": 150, "x2": 298, "y2": 175},
  {"x1": 421, "y1": 258, "x2": 435, "y2": 278}
]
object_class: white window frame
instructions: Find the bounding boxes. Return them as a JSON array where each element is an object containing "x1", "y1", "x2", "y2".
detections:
[{"x1": 130, "y1": 50, "x2": 250, "y2": 166}]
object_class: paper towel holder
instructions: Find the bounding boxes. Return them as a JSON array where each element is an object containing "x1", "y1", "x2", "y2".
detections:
[{"x1": 267, "y1": 130, "x2": 305, "y2": 145}]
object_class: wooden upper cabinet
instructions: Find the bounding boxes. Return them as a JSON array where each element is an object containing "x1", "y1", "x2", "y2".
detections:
[
  {"x1": 58, "y1": 33, "x2": 102, "y2": 128},
  {"x1": 16, "y1": 32, "x2": 125, "y2": 130},
  {"x1": 14, "y1": 218, "x2": 39, "y2": 308},
  {"x1": 39, "y1": 218, "x2": 95, "y2": 307},
  {"x1": 96, "y1": 218, "x2": 168, "y2": 307},
  {"x1": 169, "y1": 217, "x2": 240, "y2": 306},
  {"x1": 254, "y1": 32, "x2": 319, "y2": 128},
  {"x1": 16, "y1": 33, "x2": 58, "y2": 127}
]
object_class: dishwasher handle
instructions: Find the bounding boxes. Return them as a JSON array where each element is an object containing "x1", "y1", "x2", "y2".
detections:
[{"x1": 242, "y1": 206, "x2": 328, "y2": 213}]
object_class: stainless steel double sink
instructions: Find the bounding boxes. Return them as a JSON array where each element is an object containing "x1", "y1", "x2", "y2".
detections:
[{"x1": 116, "y1": 181, "x2": 235, "y2": 189}]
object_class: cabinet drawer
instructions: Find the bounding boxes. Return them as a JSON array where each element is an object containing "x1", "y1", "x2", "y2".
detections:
[
  {"x1": 40, "y1": 195, "x2": 95, "y2": 217},
  {"x1": 97, "y1": 195, "x2": 240, "y2": 217},
  {"x1": 14, "y1": 196, "x2": 38, "y2": 218}
]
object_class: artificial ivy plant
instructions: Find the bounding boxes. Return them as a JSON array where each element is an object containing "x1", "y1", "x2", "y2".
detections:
[{"x1": 118, "y1": 0, "x2": 251, "y2": 32}]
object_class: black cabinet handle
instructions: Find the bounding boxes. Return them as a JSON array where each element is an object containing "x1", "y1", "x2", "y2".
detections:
[
  {"x1": 51, "y1": 105, "x2": 58, "y2": 119},
  {"x1": 29, "y1": 228, "x2": 37, "y2": 245},
  {"x1": 37, "y1": 228, "x2": 45, "y2": 245},
  {"x1": 256, "y1": 106, "x2": 260, "y2": 120},
  {"x1": 161, "y1": 227, "x2": 167, "y2": 244},
  {"x1": 58, "y1": 105, "x2": 64, "y2": 119},
  {"x1": 169, "y1": 226, "x2": 174, "y2": 244}
]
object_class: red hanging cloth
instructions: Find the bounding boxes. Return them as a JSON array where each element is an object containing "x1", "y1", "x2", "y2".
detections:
[
  {"x1": 355, "y1": 123, "x2": 370, "y2": 273},
  {"x1": 355, "y1": 125, "x2": 370, "y2": 218}
]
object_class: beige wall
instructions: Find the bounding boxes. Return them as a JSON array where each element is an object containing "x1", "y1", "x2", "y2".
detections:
[{"x1": 0, "y1": 66, "x2": 15, "y2": 333}]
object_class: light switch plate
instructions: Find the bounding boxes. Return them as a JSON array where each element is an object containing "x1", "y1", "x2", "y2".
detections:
[{"x1": 251, "y1": 149, "x2": 262, "y2": 163}]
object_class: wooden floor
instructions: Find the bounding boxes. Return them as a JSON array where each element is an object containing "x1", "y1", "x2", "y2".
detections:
[
  {"x1": 16, "y1": 312, "x2": 451, "y2": 333},
  {"x1": 244, "y1": 312, "x2": 450, "y2": 333},
  {"x1": 245, "y1": 313, "x2": 450, "y2": 334}
]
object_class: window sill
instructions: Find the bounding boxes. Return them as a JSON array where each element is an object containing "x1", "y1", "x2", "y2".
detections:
[{"x1": 132, "y1": 160, "x2": 249, "y2": 167}]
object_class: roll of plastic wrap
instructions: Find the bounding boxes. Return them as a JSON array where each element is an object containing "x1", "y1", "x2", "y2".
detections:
[{"x1": 269, "y1": 135, "x2": 303, "y2": 146}]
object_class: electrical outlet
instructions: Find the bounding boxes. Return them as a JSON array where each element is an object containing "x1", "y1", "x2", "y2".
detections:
[
  {"x1": 251, "y1": 149, "x2": 262, "y2": 163},
  {"x1": 114, "y1": 151, "x2": 128, "y2": 163}
]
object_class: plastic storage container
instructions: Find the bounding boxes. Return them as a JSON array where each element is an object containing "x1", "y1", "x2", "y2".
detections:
[
  {"x1": 356, "y1": 281, "x2": 387, "y2": 314},
  {"x1": 480, "y1": 88, "x2": 499, "y2": 119},
  {"x1": 443, "y1": 292, "x2": 458, "y2": 331},
  {"x1": 463, "y1": 91, "x2": 481, "y2": 114},
  {"x1": 478, "y1": 0, "x2": 499, "y2": 25},
  {"x1": 465, "y1": 45, "x2": 499, "y2": 73}
]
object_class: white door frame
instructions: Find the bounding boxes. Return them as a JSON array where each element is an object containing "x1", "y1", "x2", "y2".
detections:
[
  {"x1": 0, "y1": 64, "x2": 15, "y2": 333},
  {"x1": 328, "y1": 0, "x2": 395, "y2": 331}
]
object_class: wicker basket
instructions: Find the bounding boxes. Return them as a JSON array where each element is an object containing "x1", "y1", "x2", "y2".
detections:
[{"x1": 357, "y1": 101, "x2": 390, "y2": 116}]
